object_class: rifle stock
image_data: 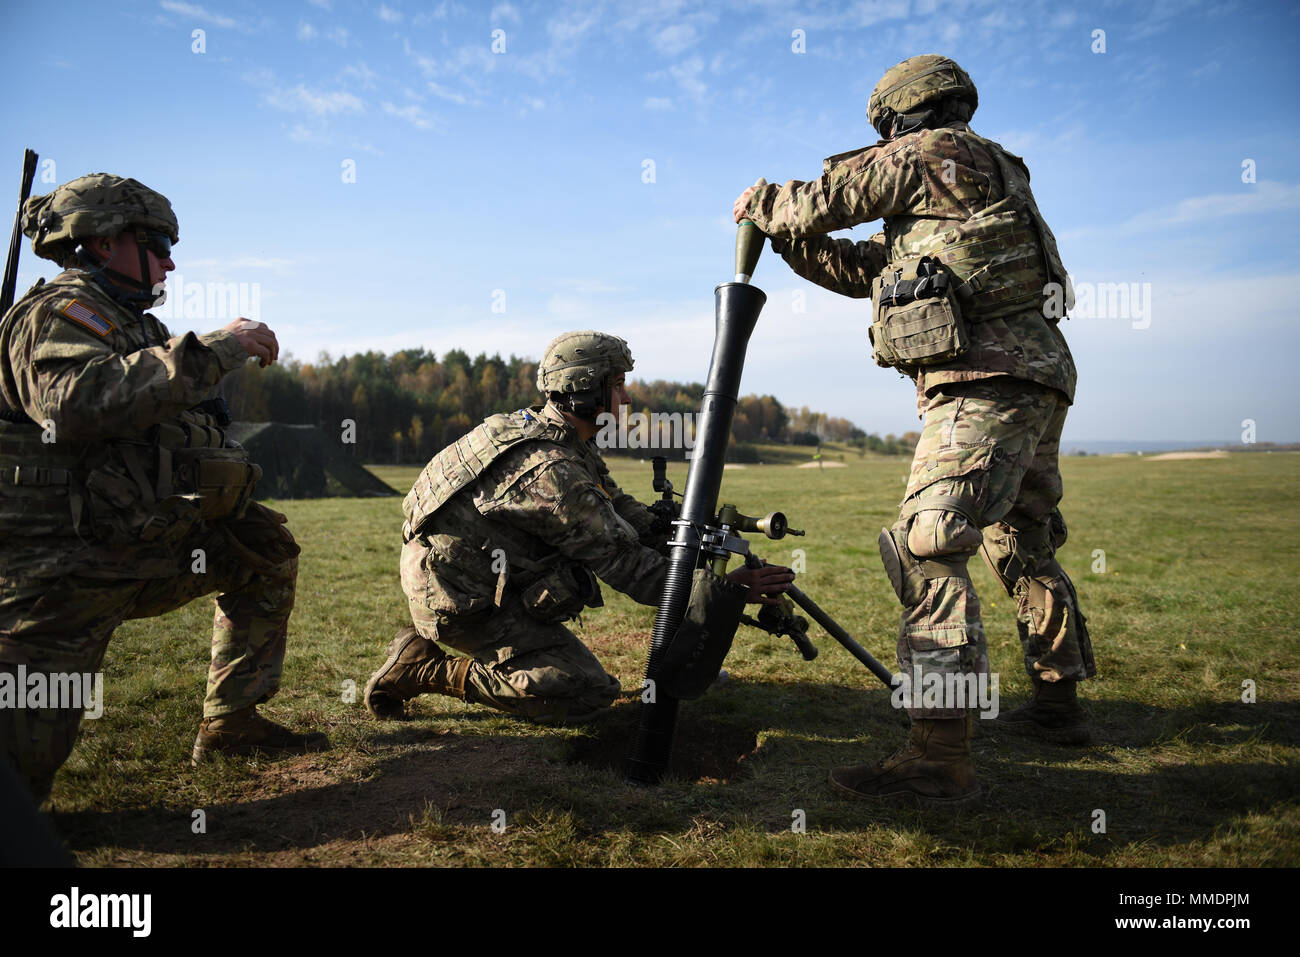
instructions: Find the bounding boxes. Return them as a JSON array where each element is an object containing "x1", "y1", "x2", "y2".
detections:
[{"x1": 1, "y1": 149, "x2": 39, "y2": 318}]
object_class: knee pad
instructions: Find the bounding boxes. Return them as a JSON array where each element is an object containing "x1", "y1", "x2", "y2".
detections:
[{"x1": 879, "y1": 507, "x2": 980, "y2": 608}]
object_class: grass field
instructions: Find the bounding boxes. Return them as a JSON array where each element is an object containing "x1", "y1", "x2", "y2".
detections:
[{"x1": 48, "y1": 451, "x2": 1300, "y2": 867}]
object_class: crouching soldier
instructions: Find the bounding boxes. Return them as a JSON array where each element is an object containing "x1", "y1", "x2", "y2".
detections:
[
  {"x1": 0, "y1": 173, "x2": 328, "y2": 804},
  {"x1": 365, "y1": 330, "x2": 793, "y2": 724}
]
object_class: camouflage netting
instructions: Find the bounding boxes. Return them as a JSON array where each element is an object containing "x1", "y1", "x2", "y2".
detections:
[{"x1": 227, "y1": 422, "x2": 398, "y2": 499}]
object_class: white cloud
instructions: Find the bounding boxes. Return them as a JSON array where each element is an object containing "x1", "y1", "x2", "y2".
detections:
[
  {"x1": 412, "y1": 0, "x2": 465, "y2": 26},
  {"x1": 297, "y1": 20, "x2": 317, "y2": 41},
  {"x1": 428, "y1": 81, "x2": 468, "y2": 105},
  {"x1": 382, "y1": 101, "x2": 435, "y2": 129},
  {"x1": 546, "y1": 7, "x2": 600, "y2": 49},
  {"x1": 377, "y1": 4, "x2": 403, "y2": 24},
  {"x1": 341, "y1": 62, "x2": 380, "y2": 90},
  {"x1": 668, "y1": 57, "x2": 707, "y2": 101},
  {"x1": 327, "y1": 26, "x2": 349, "y2": 45},
  {"x1": 491, "y1": 2, "x2": 521, "y2": 24},
  {"x1": 1119, "y1": 180, "x2": 1300, "y2": 232},
  {"x1": 652, "y1": 23, "x2": 698, "y2": 57},
  {"x1": 644, "y1": 96, "x2": 673, "y2": 111},
  {"x1": 250, "y1": 72, "x2": 364, "y2": 116},
  {"x1": 159, "y1": 0, "x2": 243, "y2": 30}
]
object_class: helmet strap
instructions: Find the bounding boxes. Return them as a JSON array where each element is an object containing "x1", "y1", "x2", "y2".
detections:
[
  {"x1": 890, "y1": 107, "x2": 938, "y2": 139},
  {"x1": 74, "y1": 239, "x2": 158, "y2": 307}
]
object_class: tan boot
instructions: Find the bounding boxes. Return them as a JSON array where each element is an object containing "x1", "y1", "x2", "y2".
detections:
[
  {"x1": 996, "y1": 677, "x2": 1091, "y2": 745},
  {"x1": 365, "y1": 626, "x2": 479, "y2": 718},
  {"x1": 829, "y1": 716, "x2": 980, "y2": 806},
  {"x1": 191, "y1": 706, "x2": 330, "y2": 765}
]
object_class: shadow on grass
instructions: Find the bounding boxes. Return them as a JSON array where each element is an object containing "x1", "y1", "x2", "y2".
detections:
[{"x1": 50, "y1": 681, "x2": 1300, "y2": 860}]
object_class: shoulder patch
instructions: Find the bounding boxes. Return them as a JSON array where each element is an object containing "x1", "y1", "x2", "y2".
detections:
[{"x1": 60, "y1": 299, "x2": 115, "y2": 337}]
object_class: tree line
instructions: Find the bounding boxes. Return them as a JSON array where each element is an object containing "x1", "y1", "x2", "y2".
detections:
[{"x1": 223, "y1": 348, "x2": 918, "y2": 463}]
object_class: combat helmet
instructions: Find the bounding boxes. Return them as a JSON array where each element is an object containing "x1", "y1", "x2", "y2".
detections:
[
  {"x1": 867, "y1": 54, "x2": 978, "y2": 139},
  {"x1": 21, "y1": 173, "x2": 178, "y2": 300},
  {"x1": 537, "y1": 330, "x2": 634, "y2": 417}
]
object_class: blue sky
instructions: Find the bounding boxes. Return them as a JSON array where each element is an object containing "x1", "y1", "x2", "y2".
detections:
[{"x1": 2, "y1": 0, "x2": 1297, "y2": 443}]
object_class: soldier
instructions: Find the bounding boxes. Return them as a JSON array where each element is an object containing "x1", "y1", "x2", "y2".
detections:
[
  {"x1": 0, "y1": 173, "x2": 329, "y2": 804},
  {"x1": 364, "y1": 330, "x2": 793, "y2": 725},
  {"x1": 733, "y1": 55, "x2": 1094, "y2": 804}
]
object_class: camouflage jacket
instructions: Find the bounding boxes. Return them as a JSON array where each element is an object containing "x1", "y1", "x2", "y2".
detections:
[
  {"x1": 0, "y1": 269, "x2": 248, "y2": 577},
  {"x1": 407, "y1": 401, "x2": 668, "y2": 613},
  {"x1": 741, "y1": 122, "x2": 1077, "y2": 402}
]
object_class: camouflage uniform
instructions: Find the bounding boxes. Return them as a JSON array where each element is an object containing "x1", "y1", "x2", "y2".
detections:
[
  {"x1": 740, "y1": 65, "x2": 1094, "y2": 723},
  {"x1": 0, "y1": 187, "x2": 305, "y2": 800},
  {"x1": 395, "y1": 401, "x2": 667, "y2": 723}
]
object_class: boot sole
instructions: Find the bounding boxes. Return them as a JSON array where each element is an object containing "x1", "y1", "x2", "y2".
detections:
[
  {"x1": 363, "y1": 626, "x2": 426, "y2": 720},
  {"x1": 828, "y1": 772, "x2": 982, "y2": 807}
]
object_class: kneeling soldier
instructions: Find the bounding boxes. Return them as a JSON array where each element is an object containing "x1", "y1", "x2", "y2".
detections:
[
  {"x1": 0, "y1": 173, "x2": 328, "y2": 803},
  {"x1": 366, "y1": 331, "x2": 792, "y2": 724}
]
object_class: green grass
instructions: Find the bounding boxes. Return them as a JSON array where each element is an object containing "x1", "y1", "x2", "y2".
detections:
[{"x1": 48, "y1": 452, "x2": 1300, "y2": 867}]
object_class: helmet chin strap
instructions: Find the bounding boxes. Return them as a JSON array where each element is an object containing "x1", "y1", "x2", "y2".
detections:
[{"x1": 76, "y1": 232, "x2": 159, "y2": 306}]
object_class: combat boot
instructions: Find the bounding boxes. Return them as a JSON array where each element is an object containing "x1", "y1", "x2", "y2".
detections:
[
  {"x1": 996, "y1": 676, "x2": 1091, "y2": 745},
  {"x1": 365, "y1": 626, "x2": 478, "y2": 718},
  {"x1": 828, "y1": 716, "x2": 980, "y2": 806},
  {"x1": 191, "y1": 707, "x2": 330, "y2": 765}
]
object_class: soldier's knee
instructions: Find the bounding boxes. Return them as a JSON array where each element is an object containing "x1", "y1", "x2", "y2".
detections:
[
  {"x1": 880, "y1": 509, "x2": 981, "y2": 610},
  {"x1": 907, "y1": 508, "x2": 984, "y2": 559}
]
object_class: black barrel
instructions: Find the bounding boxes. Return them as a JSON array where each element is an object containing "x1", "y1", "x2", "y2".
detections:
[{"x1": 624, "y1": 281, "x2": 766, "y2": 784}]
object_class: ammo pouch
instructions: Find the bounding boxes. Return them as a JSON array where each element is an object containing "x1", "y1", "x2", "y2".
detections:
[
  {"x1": 158, "y1": 417, "x2": 261, "y2": 522},
  {"x1": 82, "y1": 424, "x2": 261, "y2": 544},
  {"x1": 519, "y1": 562, "x2": 603, "y2": 625},
  {"x1": 869, "y1": 255, "x2": 968, "y2": 371},
  {"x1": 657, "y1": 568, "x2": 747, "y2": 700},
  {"x1": 170, "y1": 447, "x2": 262, "y2": 522}
]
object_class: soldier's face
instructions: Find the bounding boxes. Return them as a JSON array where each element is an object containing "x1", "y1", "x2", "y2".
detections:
[
  {"x1": 96, "y1": 232, "x2": 175, "y2": 288},
  {"x1": 605, "y1": 374, "x2": 630, "y2": 416}
]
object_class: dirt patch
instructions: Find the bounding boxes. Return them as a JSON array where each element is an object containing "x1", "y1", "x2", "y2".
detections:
[
  {"x1": 566, "y1": 702, "x2": 758, "y2": 783},
  {"x1": 57, "y1": 729, "x2": 543, "y2": 864},
  {"x1": 1143, "y1": 450, "x2": 1229, "y2": 461},
  {"x1": 796, "y1": 460, "x2": 848, "y2": 468}
]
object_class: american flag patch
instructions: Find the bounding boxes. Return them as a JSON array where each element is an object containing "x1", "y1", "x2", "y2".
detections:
[{"x1": 61, "y1": 300, "x2": 115, "y2": 337}]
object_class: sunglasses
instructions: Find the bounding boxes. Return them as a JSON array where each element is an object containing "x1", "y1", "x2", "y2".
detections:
[{"x1": 137, "y1": 229, "x2": 173, "y2": 259}]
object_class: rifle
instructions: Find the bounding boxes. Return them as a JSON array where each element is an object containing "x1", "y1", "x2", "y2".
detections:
[{"x1": 1, "y1": 149, "x2": 39, "y2": 318}]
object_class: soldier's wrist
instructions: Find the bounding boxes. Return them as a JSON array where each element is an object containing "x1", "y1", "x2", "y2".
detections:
[{"x1": 198, "y1": 330, "x2": 251, "y2": 375}]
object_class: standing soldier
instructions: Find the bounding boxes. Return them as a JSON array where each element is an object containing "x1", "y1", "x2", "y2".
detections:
[
  {"x1": 733, "y1": 55, "x2": 1094, "y2": 805},
  {"x1": 0, "y1": 173, "x2": 328, "y2": 804},
  {"x1": 364, "y1": 331, "x2": 792, "y2": 725}
]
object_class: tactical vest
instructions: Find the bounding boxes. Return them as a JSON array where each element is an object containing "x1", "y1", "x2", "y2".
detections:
[
  {"x1": 883, "y1": 133, "x2": 1072, "y2": 321},
  {"x1": 0, "y1": 276, "x2": 260, "y2": 543},
  {"x1": 402, "y1": 406, "x2": 568, "y2": 541}
]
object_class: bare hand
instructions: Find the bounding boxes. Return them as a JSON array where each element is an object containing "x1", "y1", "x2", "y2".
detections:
[
  {"x1": 727, "y1": 562, "x2": 795, "y2": 605},
  {"x1": 222, "y1": 318, "x2": 279, "y2": 368},
  {"x1": 733, "y1": 187, "x2": 759, "y2": 224}
]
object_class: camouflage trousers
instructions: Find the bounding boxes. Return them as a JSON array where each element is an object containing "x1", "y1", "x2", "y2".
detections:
[
  {"x1": 0, "y1": 503, "x2": 298, "y2": 802},
  {"x1": 893, "y1": 377, "x2": 1094, "y2": 719},
  {"x1": 403, "y1": 542, "x2": 619, "y2": 724}
]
